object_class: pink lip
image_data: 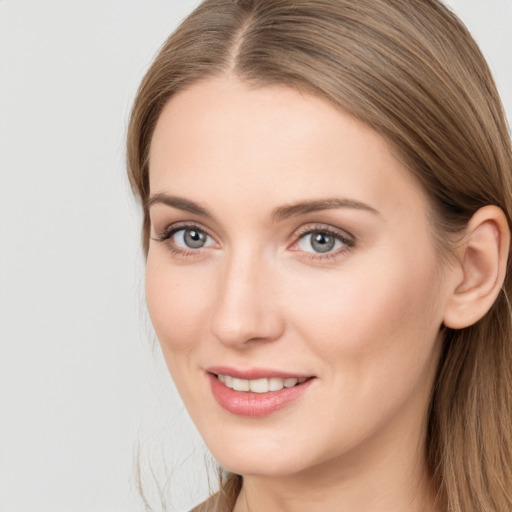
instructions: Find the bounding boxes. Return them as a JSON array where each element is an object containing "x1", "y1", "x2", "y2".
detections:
[
  {"x1": 207, "y1": 370, "x2": 315, "y2": 418},
  {"x1": 206, "y1": 366, "x2": 312, "y2": 380}
]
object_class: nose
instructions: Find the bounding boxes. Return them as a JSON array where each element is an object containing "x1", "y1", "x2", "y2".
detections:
[{"x1": 209, "y1": 250, "x2": 285, "y2": 349}]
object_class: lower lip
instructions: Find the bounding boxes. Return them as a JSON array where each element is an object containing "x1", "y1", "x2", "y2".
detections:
[{"x1": 208, "y1": 373, "x2": 314, "y2": 417}]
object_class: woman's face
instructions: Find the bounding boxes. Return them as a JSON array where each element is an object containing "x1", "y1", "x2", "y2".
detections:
[{"x1": 146, "y1": 77, "x2": 455, "y2": 478}]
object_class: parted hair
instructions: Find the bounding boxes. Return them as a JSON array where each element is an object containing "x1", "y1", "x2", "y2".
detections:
[{"x1": 127, "y1": 1, "x2": 512, "y2": 510}]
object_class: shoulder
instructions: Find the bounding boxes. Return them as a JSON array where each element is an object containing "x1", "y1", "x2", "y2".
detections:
[{"x1": 189, "y1": 493, "x2": 229, "y2": 512}]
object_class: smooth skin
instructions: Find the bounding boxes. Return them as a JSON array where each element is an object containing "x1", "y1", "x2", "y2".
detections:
[{"x1": 145, "y1": 77, "x2": 509, "y2": 512}]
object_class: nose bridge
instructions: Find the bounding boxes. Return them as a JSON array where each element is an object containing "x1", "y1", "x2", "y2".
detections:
[{"x1": 209, "y1": 244, "x2": 283, "y2": 347}]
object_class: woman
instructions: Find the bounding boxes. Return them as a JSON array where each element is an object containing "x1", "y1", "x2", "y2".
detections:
[{"x1": 127, "y1": 0, "x2": 512, "y2": 510}]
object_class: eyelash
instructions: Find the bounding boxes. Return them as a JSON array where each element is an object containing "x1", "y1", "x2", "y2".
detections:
[
  {"x1": 152, "y1": 222, "x2": 355, "y2": 261},
  {"x1": 152, "y1": 222, "x2": 212, "y2": 258},
  {"x1": 291, "y1": 225, "x2": 355, "y2": 261}
]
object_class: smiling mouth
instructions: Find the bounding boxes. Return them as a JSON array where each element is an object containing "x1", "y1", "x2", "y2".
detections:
[
  {"x1": 208, "y1": 371, "x2": 316, "y2": 416},
  {"x1": 215, "y1": 374, "x2": 311, "y2": 393}
]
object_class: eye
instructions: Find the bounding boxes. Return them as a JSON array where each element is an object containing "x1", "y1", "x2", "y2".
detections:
[
  {"x1": 171, "y1": 227, "x2": 214, "y2": 250},
  {"x1": 294, "y1": 228, "x2": 353, "y2": 256},
  {"x1": 153, "y1": 224, "x2": 217, "y2": 255}
]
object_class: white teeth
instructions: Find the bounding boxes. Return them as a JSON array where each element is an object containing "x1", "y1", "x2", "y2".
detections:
[
  {"x1": 232, "y1": 378, "x2": 250, "y2": 392},
  {"x1": 269, "y1": 377, "x2": 284, "y2": 391},
  {"x1": 284, "y1": 378, "x2": 298, "y2": 388},
  {"x1": 217, "y1": 374, "x2": 308, "y2": 393},
  {"x1": 249, "y1": 378, "x2": 269, "y2": 393}
]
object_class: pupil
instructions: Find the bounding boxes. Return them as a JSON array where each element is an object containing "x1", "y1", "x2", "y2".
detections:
[
  {"x1": 311, "y1": 232, "x2": 335, "y2": 253},
  {"x1": 184, "y1": 229, "x2": 206, "y2": 248}
]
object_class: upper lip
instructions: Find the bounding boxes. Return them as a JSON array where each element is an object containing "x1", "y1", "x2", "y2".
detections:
[{"x1": 206, "y1": 366, "x2": 315, "y2": 380}]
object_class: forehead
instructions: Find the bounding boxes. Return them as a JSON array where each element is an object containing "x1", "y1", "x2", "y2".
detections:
[{"x1": 148, "y1": 77, "x2": 427, "y2": 221}]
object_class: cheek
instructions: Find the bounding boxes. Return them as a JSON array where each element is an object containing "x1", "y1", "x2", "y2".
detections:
[
  {"x1": 145, "y1": 253, "x2": 212, "y2": 352},
  {"x1": 286, "y1": 249, "x2": 443, "y2": 379}
]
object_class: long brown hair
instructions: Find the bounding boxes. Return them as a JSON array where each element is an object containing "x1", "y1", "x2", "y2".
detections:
[{"x1": 127, "y1": 1, "x2": 512, "y2": 510}]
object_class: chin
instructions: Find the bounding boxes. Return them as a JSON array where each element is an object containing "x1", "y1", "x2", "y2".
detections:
[
  {"x1": 217, "y1": 453, "x2": 309, "y2": 478},
  {"x1": 204, "y1": 433, "x2": 318, "y2": 478}
]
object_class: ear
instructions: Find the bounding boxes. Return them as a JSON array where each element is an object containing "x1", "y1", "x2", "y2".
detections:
[{"x1": 443, "y1": 205, "x2": 510, "y2": 330}]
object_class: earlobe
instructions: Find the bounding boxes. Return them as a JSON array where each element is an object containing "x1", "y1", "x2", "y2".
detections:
[{"x1": 443, "y1": 206, "x2": 510, "y2": 330}]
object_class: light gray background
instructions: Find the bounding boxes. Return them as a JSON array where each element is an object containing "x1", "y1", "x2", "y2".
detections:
[{"x1": 0, "y1": 1, "x2": 511, "y2": 511}]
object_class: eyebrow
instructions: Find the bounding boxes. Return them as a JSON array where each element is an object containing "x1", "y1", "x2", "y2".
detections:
[
  {"x1": 146, "y1": 193, "x2": 379, "y2": 221},
  {"x1": 272, "y1": 198, "x2": 379, "y2": 222},
  {"x1": 146, "y1": 193, "x2": 213, "y2": 218}
]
